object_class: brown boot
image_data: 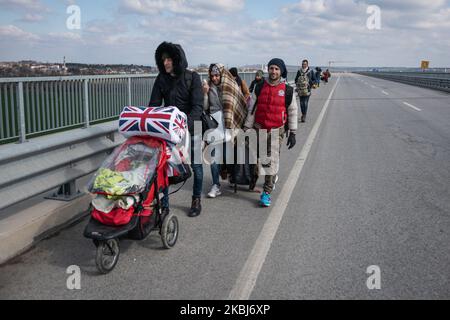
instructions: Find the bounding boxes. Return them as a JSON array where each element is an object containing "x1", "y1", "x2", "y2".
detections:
[
  {"x1": 188, "y1": 197, "x2": 202, "y2": 218},
  {"x1": 301, "y1": 115, "x2": 306, "y2": 123}
]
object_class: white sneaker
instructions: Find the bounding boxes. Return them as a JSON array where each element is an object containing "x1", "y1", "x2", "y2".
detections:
[{"x1": 208, "y1": 184, "x2": 222, "y2": 198}]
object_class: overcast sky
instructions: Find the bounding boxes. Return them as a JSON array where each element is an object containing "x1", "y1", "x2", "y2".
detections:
[{"x1": 0, "y1": 0, "x2": 449, "y2": 67}]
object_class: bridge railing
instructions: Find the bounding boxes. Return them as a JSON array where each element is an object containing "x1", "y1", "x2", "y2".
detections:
[
  {"x1": 355, "y1": 71, "x2": 450, "y2": 93},
  {"x1": 0, "y1": 71, "x2": 298, "y2": 210},
  {"x1": 0, "y1": 71, "x2": 297, "y2": 145}
]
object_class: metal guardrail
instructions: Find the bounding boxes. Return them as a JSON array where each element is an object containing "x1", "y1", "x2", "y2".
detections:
[
  {"x1": 359, "y1": 71, "x2": 450, "y2": 79},
  {"x1": 0, "y1": 71, "x2": 297, "y2": 144},
  {"x1": 0, "y1": 122, "x2": 125, "y2": 211},
  {"x1": 0, "y1": 71, "x2": 298, "y2": 210},
  {"x1": 356, "y1": 72, "x2": 450, "y2": 93}
]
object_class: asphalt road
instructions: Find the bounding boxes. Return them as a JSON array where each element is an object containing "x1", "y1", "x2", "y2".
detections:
[{"x1": 0, "y1": 74, "x2": 449, "y2": 300}]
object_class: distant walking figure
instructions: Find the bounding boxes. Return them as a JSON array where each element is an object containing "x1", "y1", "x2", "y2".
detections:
[{"x1": 295, "y1": 59, "x2": 317, "y2": 123}]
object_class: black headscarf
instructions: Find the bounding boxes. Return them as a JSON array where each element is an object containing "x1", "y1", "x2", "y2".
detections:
[{"x1": 229, "y1": 67, "x2": 243, "y2": 87}]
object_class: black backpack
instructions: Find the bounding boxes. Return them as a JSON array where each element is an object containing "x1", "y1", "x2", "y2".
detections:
[
  {"x1": 166, "y1": 69, "x2": 196, "y2": 106},
  {"x1": 168, "y1": 163, "x2": 192, "y2": 186},
  {"x1": 184, "y1": 70, "x2": 194, "y2": 91}
]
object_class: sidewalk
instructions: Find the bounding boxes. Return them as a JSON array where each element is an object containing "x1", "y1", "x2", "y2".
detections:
[{"x1": 0, "y1": 176, "x2": 93, "y2": 265}]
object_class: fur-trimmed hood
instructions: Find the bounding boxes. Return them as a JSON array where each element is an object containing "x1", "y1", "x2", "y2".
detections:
[{"x1": 155, "y1": 42, "x2": 188, "y2": 77}]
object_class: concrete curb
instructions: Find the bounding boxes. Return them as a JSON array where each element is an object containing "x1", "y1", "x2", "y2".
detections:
[{"x1": 0, "y1": 193, "x2": 93, "y2": 265}]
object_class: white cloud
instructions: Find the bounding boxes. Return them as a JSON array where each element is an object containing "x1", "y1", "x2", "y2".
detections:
[
  {"x1": 47, "y1": 32, "x2": 84, "y2": 42},
  {"x1": 1, "y1": 0, "x2": 449, "y2": 67},
  {"x1": 0, "y1": 0, "x2": 47, "y2": 11},
  {"x1": 117, "y1": 0, "x2": 449, "y2": 67},
  {"x1": 0, "y1": 24, "x2": 40, "y2": 40},
  {"x1": 284, "y1": 0, "x2": 327, "y2": 15},
  {"x1": 367, "y1": 0, "x2": 447, "y2": 11},
  {"x1": 20, "y1": 13, "x2": 44, "y2": 22},
  {"x1": 119, "y1": 0, "x2": 245, "y2": 16},
  {"x1": 85, "y1": 20, "x2": 129, "y2": 34}
]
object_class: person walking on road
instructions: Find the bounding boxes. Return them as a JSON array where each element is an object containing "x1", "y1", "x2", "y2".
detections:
[
  {"x1": 249, "y1": 70, "x2": 265, "y2": 94},
  {"x1": 315, "y1": 67, "x2": 322, "y2": 87},
  {"x1": 229, "y1": 67, "x2": 251, "y2": 101},
  {"x1": 295, "y1": 59, "x2": 317, "y2": 123},
  {"x1": 203, "y1": 64, "x2": 250, "y2": 195},
  {"x1": 244, "y1": 58, "x2": 298, "y2": 207},
  {"x1": 202, "y1": 64, "x2": 227, "y2": 199},
  {"x1": 148, "y1": 41, "x2": 204, "y2": 218},
  {"x1": 322, "y1": 69, "x2": 331, "y2": 84}
]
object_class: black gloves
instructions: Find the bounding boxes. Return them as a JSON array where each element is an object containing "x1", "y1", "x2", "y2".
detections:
[{"x1": 287, "y1": 133, "x2": 296, "y2": 150}]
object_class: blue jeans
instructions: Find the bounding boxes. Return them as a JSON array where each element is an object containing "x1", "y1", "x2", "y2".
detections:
[
  {"x1": 210, "y1": 143, "x2": 227, "y2": 187},
  {"x1": 300, "y1": 95, "x2": 311, "y2": 116},
  {"x1": 211, "y1": 163, "x2": 221, "y2": 186},
  {"x1": 191, "y1": 163, "x2": 203, "y2": 198}
]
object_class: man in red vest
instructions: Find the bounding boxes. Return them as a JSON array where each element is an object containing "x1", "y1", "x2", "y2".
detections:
[{"x1": 244, "y1": 58, "x2": 298, "y2": 207}]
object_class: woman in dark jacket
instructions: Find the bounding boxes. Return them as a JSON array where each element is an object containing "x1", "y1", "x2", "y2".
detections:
[{"x1": 229, "y1": 67, "x2": 251, "y2": 100}]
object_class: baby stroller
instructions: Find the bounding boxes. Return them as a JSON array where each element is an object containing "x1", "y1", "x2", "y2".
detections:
[{"x1": 84, "y1": 136, "x2": 179, "y2": 274}]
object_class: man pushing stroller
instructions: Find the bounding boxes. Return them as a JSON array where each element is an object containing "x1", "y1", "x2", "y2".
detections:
[{"x1": 148, "y1": 42, "x2": 204, "y2": 218}]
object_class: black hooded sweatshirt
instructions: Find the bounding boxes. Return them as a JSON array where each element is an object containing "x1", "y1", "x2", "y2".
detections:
[{"x1": 148, "y1": 42, "x2": 203, "y2": 134}]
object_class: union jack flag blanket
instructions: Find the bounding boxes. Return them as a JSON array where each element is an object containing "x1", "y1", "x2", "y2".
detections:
[{"x1": 119, "y1": 106, "x2": 187, "y2": 144}]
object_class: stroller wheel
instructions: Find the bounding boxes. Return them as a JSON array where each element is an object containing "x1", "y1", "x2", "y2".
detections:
[
  {"x1": 161, "y1": 214, "x2": 179, "y2": 249},
  {"x1": 95, "y1": 239, "x2": 120, "y2": 274}
]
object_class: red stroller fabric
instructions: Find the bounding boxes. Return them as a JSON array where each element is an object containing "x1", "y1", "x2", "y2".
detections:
[{"x1": 91, "y1": 137, "x2": 169, "y2": 226}]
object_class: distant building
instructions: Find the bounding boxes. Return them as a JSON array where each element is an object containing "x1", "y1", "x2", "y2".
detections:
[{"x1": 30, "y1": 65, "x2": 47, "y2": 71}]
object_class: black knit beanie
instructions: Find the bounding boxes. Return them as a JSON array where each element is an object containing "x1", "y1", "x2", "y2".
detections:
[{"x1": 268, "y1": 58, "x2": 287, "y2": 79}]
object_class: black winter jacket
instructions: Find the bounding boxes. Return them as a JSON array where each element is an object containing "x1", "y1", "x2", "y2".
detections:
[
  {"x1": 148, "y1": 42, "x2": 203, "y2": 134},
  {"x1": 249, "y1": 78, "x2": 265, "y2": 93}
]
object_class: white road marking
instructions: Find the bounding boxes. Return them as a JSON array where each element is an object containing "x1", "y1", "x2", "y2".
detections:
[
  {"x1": 228, "y1": 76, "x2": 341, "y2": 300},
  {"x1": 403, "y1": 101, "x2": 422, "y2": 112},
  {"x1": 382, "y1": 90, "x2": 389, "y2": 95}
]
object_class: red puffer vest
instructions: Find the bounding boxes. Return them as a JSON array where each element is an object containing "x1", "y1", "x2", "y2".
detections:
[{"x1": 254, "y1": 81, "x2": 287, "y2": 130}]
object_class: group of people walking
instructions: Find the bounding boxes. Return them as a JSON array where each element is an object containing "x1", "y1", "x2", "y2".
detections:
[{"x1": 148, "y1": 41, "x2": 323, "y2": 217}]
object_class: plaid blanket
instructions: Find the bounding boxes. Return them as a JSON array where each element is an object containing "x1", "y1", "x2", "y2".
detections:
[{"x1": 215, "y1": 64, "x2": 248, "y2": 129}]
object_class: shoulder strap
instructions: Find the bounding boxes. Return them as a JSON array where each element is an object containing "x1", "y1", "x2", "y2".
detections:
[
  {"x1": 284, "y1": 84, "x2": 294, "y2": 131},
  {"x1": 184, "y1": 70, "x2": 194, "y2": 91},
  {"x1": 251, "y1": 81, "x2": 265, "y2": 115},
  {"x1": 183, "y1": 70, "x2": 195, "y2": 103},
  {"x1": 255, "y1": 81, "x2": 263, "y2": 98},
  {"x1": 285, "y1": 84, "x2": 293, "y2": 109}
]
